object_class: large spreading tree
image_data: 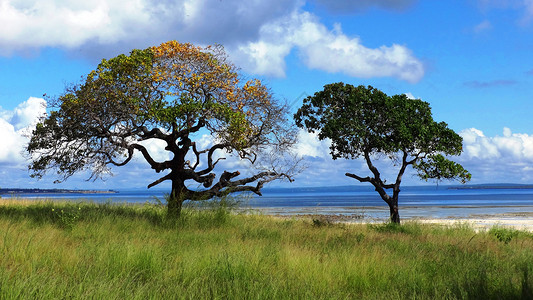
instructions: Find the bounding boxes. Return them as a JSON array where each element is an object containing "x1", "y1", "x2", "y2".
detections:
[
  {"x1": 295, "y1": 83, "x2": 471, "y2": 223},
  {"x1": 27, "y1": 41, "x2": 297, "y2": 217}
]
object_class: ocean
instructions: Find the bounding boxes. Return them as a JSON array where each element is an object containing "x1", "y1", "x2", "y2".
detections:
[{"x1": 4, "y1": 185, "x2": 533, "y2": 221}]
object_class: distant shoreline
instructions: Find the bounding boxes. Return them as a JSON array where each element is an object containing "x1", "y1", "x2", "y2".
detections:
[
  {"x1": 448, "y1": 185, "x2": 533, "y2": 190},
  {"x1": 0, "y1": 188, "x2": 118, "y2": 195}
]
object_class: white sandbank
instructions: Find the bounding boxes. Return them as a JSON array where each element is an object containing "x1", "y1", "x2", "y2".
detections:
[{"x1": 410, "y1": 217, "x2": 533, "y2": 232}]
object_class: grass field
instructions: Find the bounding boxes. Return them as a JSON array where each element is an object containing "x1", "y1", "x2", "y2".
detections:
[{"x1": 0, "y1": 198, "x2": 532, "y2": 299}]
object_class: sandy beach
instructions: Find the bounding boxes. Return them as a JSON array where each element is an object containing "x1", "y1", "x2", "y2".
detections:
[
  {"x1": 412, "y1": 212, "x2": 533, "y2": 232},
  {"x1": 260, "y1": 208, "x2": 533, "y2": 232}
]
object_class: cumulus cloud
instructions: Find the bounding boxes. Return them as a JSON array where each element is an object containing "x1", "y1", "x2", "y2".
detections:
[
  {"x1": 295, "y1": 130, "x2": 331, "y2": 158},
  {"x1": 0, "y1": 0, "x2": 151, "y2": 55},
  {"x1": 0, "y1": 0, "x2": 425, "y2": 82},
  {"x1": 10, "y1": 97, "x2": 46, "y2": 130},
  {"x1": 404, "y1": 92, "x2": 417, "y2": 99},
  {"x1": 458, "y1": 127, "x2": 533, "y2": 182},
  {"x1": 0, "y1": 0, "x2": 298, "y2": 58},
  {"x1": 460, "y1": 127, "x2": 533, "y2": 161},
  {"x1": 234, "y1": 11, "x2": 425, "y2": 82},
  {"x1": 0, "y1": 97, "x2": 46, "y2": 164}
]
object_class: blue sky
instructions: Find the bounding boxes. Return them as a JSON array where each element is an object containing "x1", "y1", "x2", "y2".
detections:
[{"x1": 1, "y1": 0, "x2": 533, "y2": 190}]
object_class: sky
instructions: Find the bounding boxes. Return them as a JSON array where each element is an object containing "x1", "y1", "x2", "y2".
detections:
[{"x1": 1, "y1": 0, "x2": 533, "y2": 190}]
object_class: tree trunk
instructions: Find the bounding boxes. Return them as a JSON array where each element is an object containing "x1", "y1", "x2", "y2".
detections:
[
  {"x1": 167, "y1": 179, "x2": 184, "y2": 218},
  {"x1": 389, "y1": 202, "x2": 400, "y2": 224}
]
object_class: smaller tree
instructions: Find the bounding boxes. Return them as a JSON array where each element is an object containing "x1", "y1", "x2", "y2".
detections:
[{"x1": 295, "y1": 83, "x2": 471, "y2": 223}]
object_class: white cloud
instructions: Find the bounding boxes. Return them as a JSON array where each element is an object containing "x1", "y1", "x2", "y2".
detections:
[
  {"x1": 0, "y1": 97, "x2": 46, "y2": 164},
  {"x1": 0, "y1": 118, "x2": 22, "y2": 162},
  {"x1": 135, "y1": 138, "x2": 171, "y2": 163},
  {"x1": 233, "y1": 11, "x2": 425, "y2": 82},
  {"x1": 0, "y1": 0, "x2": 297, "y2": 58},
  {"x1": 460, "y1": 127, "x2": 533, "y2": 161},
  {"x1": 295, "y1": 130, "x2": 331, "y2": 158},
  {"x1": 0, "y1": 0, "x2": 151, "y2": 54},
  {"x1": 404, "y1": 92, "x2": 417, "y2": 99},
  {"x1": 458, "y1": 127, "x2": 533, "y2": 183},
  {"x1": 1, "y1": 0, "x2": 425, "y2": 82},
  {"x1": 460, "y1": 128, "x2": 500, "y2": 159},
  {"x1": 10, "y1": 96, "x2": 46, "y2": 130}
]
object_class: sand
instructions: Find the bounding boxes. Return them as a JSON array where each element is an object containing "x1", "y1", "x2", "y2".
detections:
[
  {"x1": 411, "y1": 216, "x2": 533, "y2": 232},
  {"x1": 268, "y1": 211, "x2": 533, "y2": 232}
]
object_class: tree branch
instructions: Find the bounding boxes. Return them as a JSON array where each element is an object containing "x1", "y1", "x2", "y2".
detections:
[
  {"x1": 139, "y1": 126, "x2": 168, "y2": 140},
  {"x1": 129, "y1": 143, "x2": 169, "y2": 173},
  {"x1": 187, "y1": 142, "x2": 208, "y2": 170},
  {"x1": 175, "y1": 118, "x2": 206, "y2": 139},
  {"x1": 345, "y1": 172, "x2": 371, "y2": 183},
  {"x1": 105, "y1": 148, "x2": 134, "y2": 167},
  {"x1": 184, "y1": 170, "x2": 286, "y2": 200},
  {"x1": 148, "y1": 173, "x2": 173, "y2": 189},
  {"x1": 394, "y1": 150, "x2": 410, "y2": 187},
  {"x1": 196, "y1": 143, "x2": 230, "y2": 175}
]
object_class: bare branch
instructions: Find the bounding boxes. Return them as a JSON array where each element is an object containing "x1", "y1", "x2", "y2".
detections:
[
  {"x1": 129, "y1": 143, "x2": 169, "y2": 173},
  {"x1": 148, "y1": 173, "x2": 173, "y2": 189},
  {"x1": 345, "y1": 172, "x2": 371, "y2": 183},
  {"x1": 185, "y1": 170, "x2": 286, "y2": 200},
  {"x1": 196, "y1": 143, "x2": 230, "y2": 175}
]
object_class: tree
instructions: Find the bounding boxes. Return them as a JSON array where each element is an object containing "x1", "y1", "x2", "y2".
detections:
[
  {"x1": 27, "y1": 41, "x2": 297, "y2": 217},
  {"x1": 294, "y1": 83, "x2": 471, "y2": 223}
]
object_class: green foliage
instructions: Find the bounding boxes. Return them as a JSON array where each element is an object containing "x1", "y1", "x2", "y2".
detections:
[
  {"x1": 295, "y1": 83, "x2": 466, "y2": 165},
  {"x1": 415, "y1": 154, "x2": 472, "y2": 184},
  {"x1": 311, "y1": 216, "x2": 333, "y2": 227},
  {"x1": 488, "y1": 226, "x2": 532, "y2": 244}
]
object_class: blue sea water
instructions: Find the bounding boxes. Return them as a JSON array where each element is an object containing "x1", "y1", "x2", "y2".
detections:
[
  {"x1": 4, "y1": 185, "x2": 533, "y2": 220},
  {"x1": 247, "y1": 185, "x2": 533, "y2": 220}
]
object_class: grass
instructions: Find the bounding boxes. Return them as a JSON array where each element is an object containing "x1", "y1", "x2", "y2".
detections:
[{"x1": 0, "y1": 199, "x2": 532, "y2": 299}]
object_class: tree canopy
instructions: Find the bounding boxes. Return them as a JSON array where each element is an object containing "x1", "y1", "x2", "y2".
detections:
[
  {"x1": 27, "y1": 41, "x2": 297, "y2": 217},
  {"x1": 295, "y1": 83, "x2": 471, "y2": 223}
]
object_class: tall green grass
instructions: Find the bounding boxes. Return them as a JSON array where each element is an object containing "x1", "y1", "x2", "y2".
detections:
[{"x1": 0, "y1": 199, "x2": 532, "y2": 299}]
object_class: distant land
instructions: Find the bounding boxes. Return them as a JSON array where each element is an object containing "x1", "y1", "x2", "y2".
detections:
[
  {"x1": 2, "y1": 184, "x2": 533, "y2": 196},
  {"x1": 0, "y1": 188, "x2": 118, "y2": 195},
  {"x1": 264, "y1": 183, "x2": 533, "y2": 193},
  {"x1": 447, "y1": 183, "x2": 533, "y2": 190}
]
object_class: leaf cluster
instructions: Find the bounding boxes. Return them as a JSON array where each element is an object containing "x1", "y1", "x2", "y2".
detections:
[{"x1": 295, "y1": 82, "x2": 470, "y2": 183}]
